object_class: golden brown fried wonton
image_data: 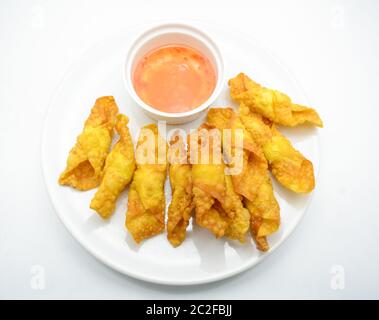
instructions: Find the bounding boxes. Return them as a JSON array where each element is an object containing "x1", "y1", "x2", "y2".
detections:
[
  {"x1": 58, "y1": 96, "x2": 118, "y2": 190},
  {"x1": 125, "y1": 124, "x2": 167, "y2": 243},
  {"x1": 229, "y1": 73, "x2": 323, "y2": 127},
  {"x1": 90, "y1": 114, "x2": 136, "y2": 218},
  {"x1": 167, "y1": 133, "x2": 194, "y2": 247}
]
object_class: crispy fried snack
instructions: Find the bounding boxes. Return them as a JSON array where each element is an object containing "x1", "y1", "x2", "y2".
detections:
[
  {"x1": 207, "y1": 108, "x2": 279, "y2": 249},
  {"x1": 265, "y1": 127, "x2": 315, "y2": 193},
  {"x1": 208, "y1": 108, "x2": 265, "y2": 200},
  {"x1": 90, "y1": 114, "x2": 136, "y2": 219},
  {"x1": 244, "y1": 158, "x2": 280, "y2": 252},
  {"x1": 207, "y1": 108, "x2": 263, "y2": 159},
  {"x1": 207, "y1": 108, "x2": 263, "y2": 197},
  {"x1": 236, "y1": 150, "x2": 279, "y2": 250},
  {"x1": 166, "y1": 133, "x2": 194, "y2": 247},
  {"x1": 190, "y1": 125, "x2": 230, "y2": 238},
  {"x1": 223, "y1": 174, "x2": 250, "y2": 243},
  {"x1": 239, "y1": 103, "x2": 315, "y2": 193},
  {"x1": 190, "y1": 124, "x2": 249, "y2": 242},
  {"x1": 58, "y1": 96, "x2": 119, "y2": 190},
  {"x1": 125, "y1": 124, "x2": 167, "y2": 243},
  {"x1": 229, "y1": 73, "x2": 323, "y2": 127}
]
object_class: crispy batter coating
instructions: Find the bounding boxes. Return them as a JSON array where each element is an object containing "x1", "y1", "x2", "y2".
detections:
[
  {"x1": 58, "y1": 96, "x2": 118, "y2": 190},
  {"x1": 229, "y1": 113, "x2": 266, "y2": 201},
  {"x1": 239, "y1": 103, "x2": 315, "y2": 193},
  {"x1": 190, "y1": 125, "x2": 230, "y2": 238},
  {"x1": 190, "y1": 124, "x2": 249, "y2": 242},
  {"x1": 223, "y1": 175, "x2": 250, "y2": 243},
  {"x1": 264, "y1": 127, "x2": 315, "y2": 193},
  {"x1": 238, "y1": 104, "x2": 273, "y2": 146},
  {"x1": 235, "y1": 147, "x2": 279, "y2": 250},
  {"x1": 167, "y1": 134, "x2": 194, "y2": 247},
  {"x1": 90, "y1": 114, "x2": 136, "y2": 218},
  {"x1": 207, "y1": 107, "x2": 264, "y2": 161},
  {"x1": 229, "y1": 73, "x2": 323, "y2": 127},
  {"x1": 125, "y1": 124, "x2": 167, "y2": 243},
  {"x1": 206, "y1": 108, "x2": 234, "y2": 131},
  {"x1": 244, "y1": 158, "x2": 280, "y2": 252},
  {"x1": 192, "y1": 188, "x2": 229, "y2": 238},
  {"x1": 207, "y1": 107, "x2": 280, "y2": 249},
  {"x1": 207, "y1": 108, "x2": 265, "y2": 200}
]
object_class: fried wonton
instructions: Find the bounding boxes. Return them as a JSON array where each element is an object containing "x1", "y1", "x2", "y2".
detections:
[
  {"x1": 236, "y1": 151, "x2": 279, "y2": 250},
  {"x1": 229, "y1": 73, "x2": 323, "y2": 127},
  {"x1": 166, "y1": 133, "x2": 194, "y2": 247},
  {"x1": 239, "y1": 103, "x2": 315, "y2": 193},
  {"x1": 207, "y1": 108, "x2": 280, "y2": 249},
  {"x1": 90, "y1": 114, "x2": 136, "y2": 219},
  {"x1": 58, "y1": 96, "x2": 119, "y2": 190},
  {"x1": 125, "y1": 124, "x2": 167, "y2": 243},
  {"x1": 244, "y1": 158, "x2": 280, "y2": 252},
  {"x1": 207, "y1": 107, "x2": 266, "y2": 200},
  {"x1": 223, "y1": 174, "x2": 250, "y2": 243},
  {"x1": 189, "y1": 124, "x2": 249, "y2": 242},
  {"x1": 189, "y1": 125, "x2": 230, "y2": 238}
]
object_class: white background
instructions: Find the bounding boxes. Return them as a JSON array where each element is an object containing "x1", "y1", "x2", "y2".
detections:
[{"x1": 1, "y1": 0, "x2": 378, "y2": 299}]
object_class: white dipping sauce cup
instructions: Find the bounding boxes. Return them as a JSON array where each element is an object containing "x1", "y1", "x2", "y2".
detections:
[{"x1": 123, "y1": 23, "x2": 224, "y2": 124}]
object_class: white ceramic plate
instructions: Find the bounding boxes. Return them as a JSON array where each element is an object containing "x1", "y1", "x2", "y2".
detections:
[{"x1": 42, "y1": 21, "x2": 320, "y2": 285}]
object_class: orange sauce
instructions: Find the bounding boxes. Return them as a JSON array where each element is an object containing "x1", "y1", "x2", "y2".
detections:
[{"x1": 133, "y1": 45, "x2": 216, "y2": 113}]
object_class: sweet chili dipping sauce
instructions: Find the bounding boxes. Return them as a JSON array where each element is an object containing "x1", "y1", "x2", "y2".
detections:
[{"x1": 133, "y1": 45, "x2": 216, "y2": 113}]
